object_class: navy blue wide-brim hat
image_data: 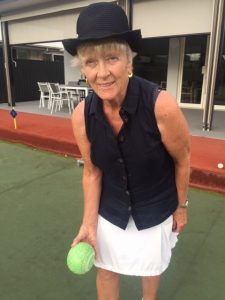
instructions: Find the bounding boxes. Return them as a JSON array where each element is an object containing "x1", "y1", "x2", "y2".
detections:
[{"x1": 62, "y1": 2, "x2": 142, "y2": 56}]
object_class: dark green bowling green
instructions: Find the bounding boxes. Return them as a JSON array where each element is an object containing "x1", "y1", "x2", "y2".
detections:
[{"x1": 0, "y1": 141, "x2": 224, "y2": 300}]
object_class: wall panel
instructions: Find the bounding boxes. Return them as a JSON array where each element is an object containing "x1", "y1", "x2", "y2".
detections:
[
  {"x1": 8, "y1": 10, "x2": 79, "y2": 45},
  {"x1": 133, "y1": 0, "x2": 213, "y2": 38}
]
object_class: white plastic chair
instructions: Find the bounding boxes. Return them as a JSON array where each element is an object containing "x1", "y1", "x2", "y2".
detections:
[
  {"x1": 59, "y1": 85, "x2": 81, "y2": 110},
  {"x1": 48, "y1": 83, "x2": 73, "y2": 114},
  {"x1": 37, "y1": 82, "x2": 51, "y2": 108}
]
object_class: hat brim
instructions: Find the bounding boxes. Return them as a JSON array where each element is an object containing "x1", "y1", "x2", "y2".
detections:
[{"x1": 62, "y1": 29, "x2": 142, "y2": 56}]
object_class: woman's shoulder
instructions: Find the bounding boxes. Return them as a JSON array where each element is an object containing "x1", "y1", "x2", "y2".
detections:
[
  {"x1": 155, "y1": 90, "x2": 187, "y2": 127},
  {"x1": 72, "y1": 100, "x2": 85, "y2": 127},
  {"x1": 132, "y1": 76, "x2": 160, "y2": 107}
]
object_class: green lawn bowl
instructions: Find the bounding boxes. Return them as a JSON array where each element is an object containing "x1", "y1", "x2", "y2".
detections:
[{"x1": 67, "y1": 242, "x2": 95, "y2": 275}]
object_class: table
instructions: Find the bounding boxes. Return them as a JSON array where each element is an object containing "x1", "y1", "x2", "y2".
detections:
[{"x1": 59, "y1": 85, "x2": 91, "y2": 97}]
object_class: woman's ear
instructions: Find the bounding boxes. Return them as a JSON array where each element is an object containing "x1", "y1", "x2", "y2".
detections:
[{"x1": 127, "y1": 65, "x2": 133, "y2": 76}]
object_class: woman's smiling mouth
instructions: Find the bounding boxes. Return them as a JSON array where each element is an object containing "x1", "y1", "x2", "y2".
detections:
[{"x1": 98, "y1": 82, "x2": 115, "y2": 89}]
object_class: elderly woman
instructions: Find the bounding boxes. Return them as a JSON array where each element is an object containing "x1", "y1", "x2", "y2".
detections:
[{"x1": 63, "y1": 2, "x2": 190, "y2": 300}]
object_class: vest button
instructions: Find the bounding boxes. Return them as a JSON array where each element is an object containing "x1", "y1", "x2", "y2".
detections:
[
  {"x1": 119, "y1": 135, "x2": 125, "y2": 142},
  {"x1": 122, "y1": 175, "x2": 127, "y2": 181},
  {"x1": 123, "y1": 116, "x2": 129, "y2": 123},
  {"x1": 118, "y1": 158, "x2": 124, "y2": 163},
  {"x1": 128, "y1": 206, "x2": 132, "y2": 211},
  {"x1": 125, "y1": 190, "x2": 130, "y2": 196}
]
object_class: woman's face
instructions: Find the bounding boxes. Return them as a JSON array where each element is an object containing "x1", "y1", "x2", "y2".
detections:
[{"x1": 80, "y1": 46, "x2": 132, "y2": 103}]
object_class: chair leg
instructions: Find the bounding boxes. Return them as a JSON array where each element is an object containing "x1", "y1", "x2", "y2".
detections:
[
  {"x1": 39, "y1": 93, "x2": 44, "y2": 108},
  {"x1": 70, "y1": 99, "x2": 74, "y2": 111},
  {"x1": 68, "y1": 99, "x2": 71, "y2": 114},
  {"x1": 48, "y1": 96, "x2": 52, "y2": 110},
  {"x1": 51, "y1": 100, "x2": 55, "y2": 114},
  {"x1": 56, "y1": 100, "x2": 61, "y2": 112}
]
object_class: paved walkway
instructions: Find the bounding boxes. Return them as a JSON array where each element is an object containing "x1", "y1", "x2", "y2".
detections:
[{"x1": 0, "y1": 107, "x2": 225, "y2": 194}]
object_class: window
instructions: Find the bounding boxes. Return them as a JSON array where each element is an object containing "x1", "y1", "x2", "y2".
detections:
[
  {"x1": 181, "y1": 35, "x2": 207, "y2": 104},
  {"x1": 133, "y1": 37, "x2": 169, "y2": 88}
]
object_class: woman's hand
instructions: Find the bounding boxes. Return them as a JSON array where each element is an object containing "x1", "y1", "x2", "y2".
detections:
[
  {"x1": 172, "y1": 208, "x2": 188, "y2": 233},
  {"x1": 71, "y1": 223, "x2": 98, "y2": 258}
]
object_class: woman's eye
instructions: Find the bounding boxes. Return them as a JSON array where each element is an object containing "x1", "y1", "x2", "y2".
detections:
[
  {"x1": 107, "y1": 56, "x2": 119, "y2": 63},
  {"x1": 85, "y1": 60, "x2": 97, "y2": 67}
]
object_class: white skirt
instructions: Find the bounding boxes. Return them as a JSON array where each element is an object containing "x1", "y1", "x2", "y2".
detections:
[{"x1": 94, "y1": 215, "x2": 178, "y2": 276}]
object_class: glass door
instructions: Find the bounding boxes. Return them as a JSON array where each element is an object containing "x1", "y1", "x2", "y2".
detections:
[{"x1": 179, "y1": 35, "x2": 208, "y2": 106}]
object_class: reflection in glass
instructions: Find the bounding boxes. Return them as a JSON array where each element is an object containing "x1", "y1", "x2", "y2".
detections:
[
  {"x1": 133, "y1": 38, "x2": 169, "y2": 89},
  {"x1": 181, "y1": 35, "x2": 207, "y2": 104}
]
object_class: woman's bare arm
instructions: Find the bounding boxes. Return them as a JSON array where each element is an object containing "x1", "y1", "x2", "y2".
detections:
[
  {"x1": 155, "y1": 91, "x2": 191, "y2": 232},
  {"x1": 71, "y1": 101, "x2": 102, "y2": 253}
]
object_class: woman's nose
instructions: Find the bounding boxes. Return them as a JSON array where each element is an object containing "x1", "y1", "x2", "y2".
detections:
[{"x1": 97, "y1": 61, "x2": 110, "y2": 78}]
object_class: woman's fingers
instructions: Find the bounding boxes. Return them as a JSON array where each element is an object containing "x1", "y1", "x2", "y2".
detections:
[
  {"x1": 71, "y1": 235, "x2": 83, "y2": 247},
  {"x1": 70, "y1": 226, "x2": 97, "y2": 257},
  {"x1": 172, "y1": 208, "x2": 188, "y2": 232}
]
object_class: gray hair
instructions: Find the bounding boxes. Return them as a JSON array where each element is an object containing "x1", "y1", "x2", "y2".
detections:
[{"x1": 72, "y1": 38, "x2": 136, "y2": 68}]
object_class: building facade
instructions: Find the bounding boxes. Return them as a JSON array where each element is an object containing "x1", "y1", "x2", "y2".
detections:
[{"x1": 0, "y1": 0, "x2": 225, "y2": 129}]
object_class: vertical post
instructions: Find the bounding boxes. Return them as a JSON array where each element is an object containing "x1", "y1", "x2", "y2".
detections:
[
  {"x1": 128, "y1": 0, "x2": 133, "y2": 30},
  {"x1": 207, "y1": 0, "x2": 224, "y2": 130},
  {"x1": 202, "y1": 0, "x2": 219, "y2": 130},
  {"x1": 121, "y1": 0, "x2": 133, "y2": 29},
  {"x1": 1, "y1": 21, "x2": 14, "y2": 106}
]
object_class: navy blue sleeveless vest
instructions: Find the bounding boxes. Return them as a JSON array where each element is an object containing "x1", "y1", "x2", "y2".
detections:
[{"x1": 84, "y1": 76, "x2": 178, "y2": 230}]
